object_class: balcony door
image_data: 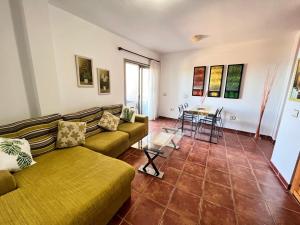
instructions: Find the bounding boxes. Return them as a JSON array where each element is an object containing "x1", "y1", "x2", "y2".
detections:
[{"x1": 125, "y1": 60, "x2": 150, "y2": 115}]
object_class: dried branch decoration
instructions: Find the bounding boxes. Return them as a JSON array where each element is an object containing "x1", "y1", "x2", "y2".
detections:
[
  {"x1": 200, "y1": 90, "x2": 208, "y2": 106},
  {"x1": 254, "y1": 65, "x2": 278, "y2": 140}
]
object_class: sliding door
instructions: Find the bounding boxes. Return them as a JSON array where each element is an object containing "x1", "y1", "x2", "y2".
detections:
[{"x1": 125, "y1": 60, "x2": 150, "y2": 115}]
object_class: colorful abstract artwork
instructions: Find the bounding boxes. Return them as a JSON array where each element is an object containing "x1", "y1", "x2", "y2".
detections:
[
  {"x1": 224, "y1": 64, "x2": 244, "y2": 99},
  {"x1": 208, "y1": 65, "x2": 224, "y2": 97},
  {"x1": 192, "y1": 66, "x2": 206, "y2": 96}
]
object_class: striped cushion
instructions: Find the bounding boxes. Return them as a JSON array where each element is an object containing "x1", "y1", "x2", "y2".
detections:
[
  {"x1": 102, "y1": 104, "x2": 123, "y2": 117},
  {"x1": 62, "y1": 107, "x2": 104, "y2": 138},
  {"x1": 0, "y1": 114, "x2": 62, "y2": 157}
]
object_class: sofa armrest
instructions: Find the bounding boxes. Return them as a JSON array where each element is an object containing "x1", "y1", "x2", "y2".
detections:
[
  {"x1": 135, "y1": 114, "x2": 148, "y2": 135},
  {"x1": 135, "y1": 114, "x2": 148, "y2": 123},
  {"x1": 0, "y1": 170, "x2": 17, "y2": 196}
]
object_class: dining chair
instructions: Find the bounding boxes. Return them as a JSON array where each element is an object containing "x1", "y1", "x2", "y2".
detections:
[
  {"x1": 202, "y1": 107, "x2": 224, "y2": 137},
  {"x1": 175, "y1": 105, "x2": 184, "y2": 128},
  {"x1": 194, "y1": 108, "x2": 220, "y2": 143},
  {"x1": 176, "y1": 104, "x2": 198, "y2": 136}
]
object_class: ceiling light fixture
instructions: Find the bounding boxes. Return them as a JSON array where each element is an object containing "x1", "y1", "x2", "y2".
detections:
[{"x1": 192, "y1": 34, "x2": 209, "y2": 42}]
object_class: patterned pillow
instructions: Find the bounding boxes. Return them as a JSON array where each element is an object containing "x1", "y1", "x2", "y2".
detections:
[
  {"x1": 56, "y1": 121, "x2": 86, "y2": 148},
  {"x1": 120, "y1": 106, "x2": 136, "y2": 123},
  {"x1": 0, "y1": 138, "x2": 36, "y2": 171},
  {"x1": 98, "y1": 111, "x2": 120, "y2": 131}
]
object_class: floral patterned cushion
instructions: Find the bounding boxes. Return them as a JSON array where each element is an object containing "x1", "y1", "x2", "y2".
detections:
[
  {"x1": 0, "y1": 138, "x2": 36, "y2": 171},
  {"x1": 98, "y1": 111, "x2": 120, "y2": 131},
  {"x1": 56, "y1": 121, "x2": 86, "y2": 148}
]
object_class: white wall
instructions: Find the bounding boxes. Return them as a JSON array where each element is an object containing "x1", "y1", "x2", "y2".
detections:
[
  {"x1": 271, "y1": 37, "x2": 300, "y2": 184},
  {"x1": 21, "y1": 0, "x2": 61, "y2": 115},
  {"x1": 0, "y1": 2, "x2": 159, "y2": 125},
  {"x1": 0, "y1": 0, "x2": 31, "y2": 124},
  {"x1": 49, "y1": 5, "x2": 160, "y2": 114},
  {"x1": 159, "y1": 35, "x2": 296, "y2": 138}
]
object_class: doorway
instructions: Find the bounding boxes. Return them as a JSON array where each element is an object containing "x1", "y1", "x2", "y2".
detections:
[
  {"x1": 124, "y1": 60, "x2": 150, "y2": 115},
  {"x1": 291, "y1": 157, "x2": 300, "y2": 203}
]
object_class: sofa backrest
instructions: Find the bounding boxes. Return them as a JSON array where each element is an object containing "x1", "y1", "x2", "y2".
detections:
[
  {"x1": 62, "y1": 107, "x2": 103, "y2": 138},
  {"x1": 0, "y1": 114, "x2": 62, "y2": 157},
  {"x1": 102, "y1": 104, "x2": 123, "y2": 117},
  {"x1": 0, "y1": 104, "x2": 124, "y2": 156},
  {"x1": 62, "y1": 104, "x2": 124, "y2": 138}
]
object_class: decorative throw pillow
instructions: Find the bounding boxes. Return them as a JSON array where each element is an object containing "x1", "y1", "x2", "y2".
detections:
[
  {"x1": 56, "y1": 121, "x2": 86, "y2": 148},
  {"x1": 98, "y1": 111, "x2": 120, "y2": 131},
  {"x1": 120, "y1": 106, "x2": 136, "y2": 123},
  {"x1": 0, "y1": 138, "x2": 36, "y2": 172}
]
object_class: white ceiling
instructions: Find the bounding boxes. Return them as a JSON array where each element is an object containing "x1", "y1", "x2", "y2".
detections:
[{"x1": 49, "y1": 0, "x2": 300, "y2": 53}]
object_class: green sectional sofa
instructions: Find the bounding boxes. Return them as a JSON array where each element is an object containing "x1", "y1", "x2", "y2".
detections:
[{"x1": 0, "y1": 104, "x2": 148, "y2": 225}]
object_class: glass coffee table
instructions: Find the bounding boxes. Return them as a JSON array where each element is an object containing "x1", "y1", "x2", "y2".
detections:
[{"x1": 138, "y1": 127, "x2": 182, "y2": 179}]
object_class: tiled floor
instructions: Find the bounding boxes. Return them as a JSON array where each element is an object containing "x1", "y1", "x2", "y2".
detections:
[{"x1": 109, "y1": 118, "x2": 300, "y2": 225}]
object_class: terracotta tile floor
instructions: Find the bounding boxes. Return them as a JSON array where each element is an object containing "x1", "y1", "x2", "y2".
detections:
[{"x1": 109, "y1": 118, "x2": 300, "y2": 225}]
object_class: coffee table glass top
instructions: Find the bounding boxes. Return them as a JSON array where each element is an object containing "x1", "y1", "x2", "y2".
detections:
[
  {"x1": 137, "y1": 127, "x2": 183, "y2": 178},
  {"x1": 143, "y1": 127, "x2": 183, "y2": 157}
]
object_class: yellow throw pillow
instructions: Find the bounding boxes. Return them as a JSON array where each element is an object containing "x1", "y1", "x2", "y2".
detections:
[
  {"x1": 98, "y1": 111, "x2": 120, "y2": 131},
  {"x1": 56, "y1": 121, "x2": 86, "y2": 148}
]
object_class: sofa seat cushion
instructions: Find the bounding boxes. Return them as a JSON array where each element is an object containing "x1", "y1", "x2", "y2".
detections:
[
  {"x1": 84, "y1": 131, "x2": 129, "y2": 157},
  {"x1": 0, "y1": 146, "x2": 135, "y2": 225},
  {"x1": 117, "y1": 122, "x2": 146, "y2": 139}
]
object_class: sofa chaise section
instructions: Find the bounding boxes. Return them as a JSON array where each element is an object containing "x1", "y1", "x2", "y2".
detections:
[{"x1": 0, "y1": 146, "x2": 135, "y2": 225}]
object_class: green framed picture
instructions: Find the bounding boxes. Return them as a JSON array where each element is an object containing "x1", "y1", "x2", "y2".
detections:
[
  {"x1": 97, "y1": 68, "x2": 111, "y2": 94},
  {"x1": 224, "y1": 64, "x2": 244, "y2": 99},
  {"x1": 75, "y1": 55, "x2": 94, "y2": 87}
]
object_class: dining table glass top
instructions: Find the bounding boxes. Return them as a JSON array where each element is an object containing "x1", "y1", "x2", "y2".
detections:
[{"x1": 183, "y1": 106, "x2": 217, "y2": 115}]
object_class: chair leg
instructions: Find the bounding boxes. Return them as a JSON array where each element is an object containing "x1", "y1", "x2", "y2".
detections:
[
  {"x1": 219, "y1": 118, "x2": 224, "y2": 137},
  {"x1": 175, "y1": 118, "x2": 181, "y2": 129},
  {"x1": 210, "y1": 119, "x2": 220, "y2": 143},
  {"x1": 194, "y1": 123, "x2": 198, "y2": 139}
]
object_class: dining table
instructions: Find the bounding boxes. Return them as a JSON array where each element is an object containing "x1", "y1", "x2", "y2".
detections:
[{"x1": 181, "y1": 106, "x2": 217, "y2": 143}]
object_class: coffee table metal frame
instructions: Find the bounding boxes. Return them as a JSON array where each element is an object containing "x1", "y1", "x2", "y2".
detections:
[{"x1": 138, "y1": 127, "x2": 182, "y2": 179}]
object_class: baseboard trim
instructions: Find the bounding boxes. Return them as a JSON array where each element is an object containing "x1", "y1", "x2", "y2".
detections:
[
  {"x1": 157, "y1": 116, "x2": 275, "y2": 143},
  {"x1": 270, "y1": 161, "x2": 289, "y2": 190},
  {"x1": 158, "y1": 116, "x2": 176, "y2": 120}
]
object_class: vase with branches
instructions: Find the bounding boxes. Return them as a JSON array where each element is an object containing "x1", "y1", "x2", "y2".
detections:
[{"x1": 254, "y1": 66, "x2": 277, "y2": 140}]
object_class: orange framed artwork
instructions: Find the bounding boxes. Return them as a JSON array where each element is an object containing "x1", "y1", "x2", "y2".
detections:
[{"x1": 192, "y1": 66, "x2": 206, "y2": 96}]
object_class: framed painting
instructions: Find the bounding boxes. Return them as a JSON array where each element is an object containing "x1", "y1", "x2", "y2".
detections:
[
  {"x1": 75, "y1": 55, "x2": 93, "y2": 87},
  {"x1": 97, "y1": 68, "x2": 111, "y2": 94},
  {"x1": 192, "y1": 66, "x2": 206, "y2": 96},
  {"x1": 224, "y1": 64, "x2": 244, "y2": 99},
  {"x1": 290, "y1": 59, "x2": 300, "y2": 101},
  {"x1": 208, "y1": 65, "x2": 224, "y2": 97}
]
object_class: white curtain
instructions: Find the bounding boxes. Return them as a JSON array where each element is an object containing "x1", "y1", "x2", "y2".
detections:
[{"x1": 148, "y1": 60, "x2": 160, "y2": 120}]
